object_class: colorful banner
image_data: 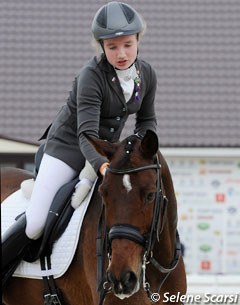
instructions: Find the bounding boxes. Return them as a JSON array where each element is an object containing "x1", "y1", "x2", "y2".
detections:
[{"x1": 166, "y1": 157, "x2": 240, "y2": 274}]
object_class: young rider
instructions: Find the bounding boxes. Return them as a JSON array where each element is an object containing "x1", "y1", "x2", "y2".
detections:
[{"x1": 2, "y1": 1, "x2": 157, "y2": 282}]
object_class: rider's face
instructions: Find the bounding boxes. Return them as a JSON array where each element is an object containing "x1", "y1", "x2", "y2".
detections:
[{"x1": 103, "y1": 35, "x2": 138, "y2": 70}]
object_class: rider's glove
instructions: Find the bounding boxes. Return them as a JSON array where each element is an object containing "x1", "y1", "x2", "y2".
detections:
[{"x1": 71, "y1": 160, "x2": 97, "y2": 209}]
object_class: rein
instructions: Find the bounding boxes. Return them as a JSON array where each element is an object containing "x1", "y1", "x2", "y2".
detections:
[
  {"x1": 107, "y1": 164, "x2": 159, "y2": 174},
  {"x1": 97, "y1": 158, "x2": 181, "y2": 304}
]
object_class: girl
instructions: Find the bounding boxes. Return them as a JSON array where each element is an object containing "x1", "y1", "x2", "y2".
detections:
[{"x1": 2, "y1": 1, "x2": 157, "y2": 283}]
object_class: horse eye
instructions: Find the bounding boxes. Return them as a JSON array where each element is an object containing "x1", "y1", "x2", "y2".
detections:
[{"x1": 145, "y1": 192, "x2": 156, "y2": 204}]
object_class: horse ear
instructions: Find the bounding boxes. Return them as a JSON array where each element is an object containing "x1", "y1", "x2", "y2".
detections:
[
  {"x1": 140, "y1": 130, "x2": 159, "y2": 159},
  {"x1": 84, "y1": 134, "x2": 116, "y2": 160}
]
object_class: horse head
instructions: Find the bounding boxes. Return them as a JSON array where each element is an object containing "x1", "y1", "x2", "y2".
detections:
[
  {"x1": 2, "y1": 130, "x2": 186, "y2": 305},
  {"x1": 87, "y1": 130, "x2": 162, "y2": 300}
]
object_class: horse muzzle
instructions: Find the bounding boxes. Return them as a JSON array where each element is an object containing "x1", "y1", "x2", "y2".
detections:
[
  {"x1": 106, "y1": 224, "x2": 145, "y2": 299},
  {"x1": 107, "y1": 269, "x2": 140, "y2": 299}
]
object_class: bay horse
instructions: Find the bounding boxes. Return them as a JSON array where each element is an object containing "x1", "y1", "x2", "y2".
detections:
[{"x1": 1, "y1": 130, "x2": 186, "y2": 305}]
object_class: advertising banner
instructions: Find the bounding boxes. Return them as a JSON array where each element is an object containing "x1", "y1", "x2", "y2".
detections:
[{"x1": 167, "y1": 157, "x2": 240, "y2": 274}]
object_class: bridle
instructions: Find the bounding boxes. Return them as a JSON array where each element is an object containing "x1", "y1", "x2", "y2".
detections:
[
  {"x1": 97, "y1": 157, "x2": 181, "y2": 304},
  {"x1": 107, "y1": 162, "x2": 163, "y2": 261}
]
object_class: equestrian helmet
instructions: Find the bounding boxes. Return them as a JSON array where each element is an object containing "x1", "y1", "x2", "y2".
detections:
[{"x1": 92, "y1": 2, "x2": 144, "y2": 40}]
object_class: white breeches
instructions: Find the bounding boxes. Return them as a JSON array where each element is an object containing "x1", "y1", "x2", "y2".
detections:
[{"x1": 25, "y1": 153, "x2": 77, "y2": 240}]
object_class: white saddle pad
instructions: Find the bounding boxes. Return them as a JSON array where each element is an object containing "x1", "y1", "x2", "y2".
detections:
[{"x1": 1, "y1": 181, "x2": 96, "y2": 279}]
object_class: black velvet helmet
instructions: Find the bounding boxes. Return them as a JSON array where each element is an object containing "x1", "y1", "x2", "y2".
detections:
[{"x1": 92, "y1": 2, "x2": 144, "y2": 40}]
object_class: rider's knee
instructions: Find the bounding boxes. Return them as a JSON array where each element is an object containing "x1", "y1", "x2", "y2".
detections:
[{"x1": 25, "y1": 217, "x2": 45, "y2": 240}]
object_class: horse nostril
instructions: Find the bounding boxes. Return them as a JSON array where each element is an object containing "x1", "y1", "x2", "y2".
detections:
[
  {"x1": 108, "y1": 271, "x2": 123, "y2": 293},
  {"x1": 107, "y1": 270, "x2": 138, "y2": 295},
  {"x1": 107, "y1": 271, "x2": 116, "y2": 286},
  {"x1": 121, "y1": 271, "x2": 137, "y2": 291}
]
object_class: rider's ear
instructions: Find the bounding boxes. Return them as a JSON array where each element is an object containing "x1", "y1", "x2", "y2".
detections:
[
  {"x1": 140, "y1": 130, "x2": 159, "y2": 159},
  {"x1": 84, "y1": 134, "x2": 116, "y2": 160}
]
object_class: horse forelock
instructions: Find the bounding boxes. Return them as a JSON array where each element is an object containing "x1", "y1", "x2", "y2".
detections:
[{"x1": 112, "y1": 135, "x2": 142, "y2": 168}]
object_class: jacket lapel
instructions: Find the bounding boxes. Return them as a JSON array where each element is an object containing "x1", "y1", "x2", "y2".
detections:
[{"x1": 98, "y1": 54, "x2": 127, "y2": 108}]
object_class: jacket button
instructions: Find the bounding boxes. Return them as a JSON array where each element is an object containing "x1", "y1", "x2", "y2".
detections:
[
  {"x1": 122, "y1": 107, "x2": 126, "y2": 112},
  {"x1": 110, "y1": 128, "x2": 115, "y2": 132},
  {"x1": 116, "y1": 116, "x2": 120, "y2": 121}
]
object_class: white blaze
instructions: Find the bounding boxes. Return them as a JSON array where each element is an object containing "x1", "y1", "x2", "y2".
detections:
[{"x1": 123, "y1": 174, "x2": 132, "y2": 193}]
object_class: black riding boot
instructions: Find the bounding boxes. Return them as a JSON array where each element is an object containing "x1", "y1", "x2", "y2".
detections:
[{"x1": 2, "y1": 213, "x2": 32, "y2": 288}]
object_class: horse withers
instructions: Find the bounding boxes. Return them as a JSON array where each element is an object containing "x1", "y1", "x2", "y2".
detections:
[{"x1": 1, "y1": 130, "x2": 186, "y2": 305}]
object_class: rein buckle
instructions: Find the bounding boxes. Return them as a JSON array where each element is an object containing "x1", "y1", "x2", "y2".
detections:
[{"x1": 43, "y1": 293, "x2": 62, "y2": 305}]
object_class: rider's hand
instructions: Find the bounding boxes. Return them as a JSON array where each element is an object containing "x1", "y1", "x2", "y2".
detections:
[{"x1": 99, "y1": 162, "x2": 109, "y2": 176}]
